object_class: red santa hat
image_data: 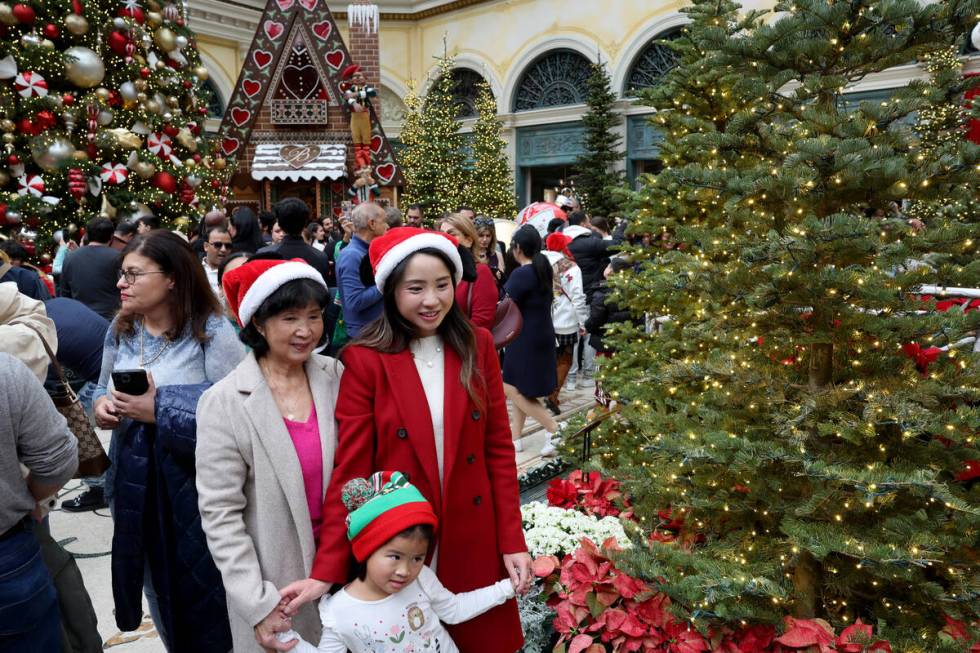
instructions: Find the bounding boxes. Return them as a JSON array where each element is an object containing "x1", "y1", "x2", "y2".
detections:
[
  {"x1": 545, "y1": 232, "x2": 574, "y2": 260},
  {"x1": 368, "y1": 227, "x2": 462, "y2": 291},
  {"x1": 341, "y1": 64, "x2": 361, "y2": 80},
  {"x1": 222, "y1": 258, "x2": 326, "y2": 327}
]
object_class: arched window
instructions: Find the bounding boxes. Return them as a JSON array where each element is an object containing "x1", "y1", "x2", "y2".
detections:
[
  {"x1": 623, "y1": 30, "x2": 682, "y2": 97},
  {"x1": 512, "y1": 49, "x2": 592, "y2": 112},
  {"x1": 200, "y1": 78, "x2": 225, "y2": 119},
  {"x1": 451, "y1": 68, "x2": 490, "y2": 119}
]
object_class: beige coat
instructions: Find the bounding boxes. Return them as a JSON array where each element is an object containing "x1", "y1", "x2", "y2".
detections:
[
  {"x1": 196, "y1": 351, "x2": 342, "y2": 652},
  {"x1": 0, "y1": 282, "x2": 56, "y2": 382}
]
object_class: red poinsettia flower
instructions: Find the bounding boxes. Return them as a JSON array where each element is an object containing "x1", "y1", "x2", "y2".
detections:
[
  {"x1": 835, "y1": 619, "x2": 891, "y2": 652},
  {"x1": 662, "y1": 619, "x2": 709, "y2": 653},
  {"x1": 942, "y1": 615, "x2": 970, "y2": 641},
  {"x1": 775, "y1": 617, "x2": 836, "y2": 653}
]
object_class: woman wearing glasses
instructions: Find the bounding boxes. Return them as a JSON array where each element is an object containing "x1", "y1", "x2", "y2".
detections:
[{"x1": 92, "y1": 230, "x2": 245, "y2": 651}]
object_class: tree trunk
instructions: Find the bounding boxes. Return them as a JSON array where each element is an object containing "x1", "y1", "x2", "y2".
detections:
[
  {"x1": 793, "y1": 550, "x2": 822, "y2": 618},
  {"x1": 809, "y1": 342, "x2": 833, "y2": 391}
]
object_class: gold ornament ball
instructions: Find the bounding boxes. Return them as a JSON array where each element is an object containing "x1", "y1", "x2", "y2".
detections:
[
  {"x1": 134, "y1": 79, "x2": 147, "y2": 92},
  {"x1": 0, "y1": 119, "x2": 14, "y2": 132},
  {"x1": 2, "y1": 133, "x2": 14, "y2": 145},
  {"x1": 67, "y1": 223, "x2": 78, "y2": 234},
  {"x1": 214, "y1": 157, "x2": 226, "y2": 170},
  {"x1": 41, "y1": 39, "x2": 55, "y2": 49},
  {"x1": 184, "y1": 158, "x2": 196, "y2": 168},
  {"x1": 136, "y1": 92, "x2": 148, "y2": 102},
  {"x1": 95, "y1": 87, "x2": 111, "y2": 101},
  {"x1": 64, "y1": 46, "x2": 106, "y2": 88},
  {"x1": 193, "y1": 66, "x2": 209, "y2": 81},
  {"x1": 0, "y1": 171, "x2": 9, "y2": 186},
  {"x1": 155, "y1": 60, "x2": 166, "y2": 70},
  {"x1": 146, "y1": 11, "x2": 162, "y2": 27},
  {"x1": 147, "y1": 0, "x2": 161, "y2": 10},
  {"x1": 166, "y1": 96, "x2": 179, "y2": 108},
  {"x1": 153, "y1": 27, "x2": 177, "y2": 52},
  {"x1": 0, "y1": 3, "x2": 16, "y2": 26},
  {"x1": 64, "y1": 13, "x2": 89, "y2": 35},
  {"x1": 145, "y1": 99, "x2": 161, "y2": 114},
  {"x1": 72, "y1": 151, "x2": 89, "y2": 162}
]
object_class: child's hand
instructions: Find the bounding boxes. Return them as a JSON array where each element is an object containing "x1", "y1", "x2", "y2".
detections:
[{"x1": 502, "y1": 552, "x2": 533, "y2": 595}]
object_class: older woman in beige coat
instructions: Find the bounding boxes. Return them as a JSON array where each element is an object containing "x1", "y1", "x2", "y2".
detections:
[{"x1": 196, "y1": 259, "x2": 342, "y2": 652}]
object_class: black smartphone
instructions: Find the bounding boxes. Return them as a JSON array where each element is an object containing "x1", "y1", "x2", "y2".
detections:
[{"x1": 112, "y1": 369, "x2": 149, "y2": 395}]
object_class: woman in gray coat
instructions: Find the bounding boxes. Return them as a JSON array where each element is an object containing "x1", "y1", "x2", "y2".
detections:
[{"x1": 196, "y1": 259, "x2": 342, "y2": 652}]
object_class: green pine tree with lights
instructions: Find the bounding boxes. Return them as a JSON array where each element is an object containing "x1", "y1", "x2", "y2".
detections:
[
  {"x1": 574, "y1": 58, "x2": 624, "y2": 218},
  {"x1": 467, "y1": 80, "x2": 515, "y2": 219},
  {"x1": 0, "y1": 0, "x2": 224, "y2": 249},
  {"x1": 397, "y1": 80, "x2": 425, "y2": 216},
  {"x1": 905, "y1": 46, "x2": 980, "y2": 225},
  {"x1": 584, "y1": 0, "x2": 980, "y2": 648},
  {"x1": 400, "y1": 53, "x2": 464, "y2": 217}
]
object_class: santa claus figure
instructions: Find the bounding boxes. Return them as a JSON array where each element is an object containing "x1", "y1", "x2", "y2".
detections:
[{"x1": 340, "y1": 64, "x2": 377, "y2": 169}]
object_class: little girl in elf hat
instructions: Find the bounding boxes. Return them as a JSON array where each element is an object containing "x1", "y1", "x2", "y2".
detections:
[{"x1": 277, "y1": 471, "x2": 516, "y2": 652}]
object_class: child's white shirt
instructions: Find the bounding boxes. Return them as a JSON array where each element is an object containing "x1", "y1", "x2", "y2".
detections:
[{"x1": 278, "y1": 566, "x2": 514, "y2": 653}]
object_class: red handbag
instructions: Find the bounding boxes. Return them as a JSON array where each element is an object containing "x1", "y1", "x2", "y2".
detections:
[{"x1": 491, "y1": 296, "x2": 522, "y2": 349}]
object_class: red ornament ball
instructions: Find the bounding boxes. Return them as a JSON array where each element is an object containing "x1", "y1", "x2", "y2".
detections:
[
  {"x1": 151, "y1": 171, "x2": 177, "y2": 194},
  {"x1": 117, "y1": 6, "x2": 144, "y2": 23},
  {"x1": 139, "y1": 67, "x2": 151, "y2": 79},
  {"x1": 0, "y1": 204, "x2": 6, "y2": 225},
  {"x1": 43, "y1": 23, "x2": 59, "y2": 38},
  {"x1": 62, "y1": 92, "x2": 74, "y2": 106},
  {"x1": 210, "y1": 179, "x2": 220, "y2": 189},
  {"x1": 7, "y1": 154, "x2": 20, "y2": 166},
  {"x1": 182, "y1": 80, "x2": 192, "y2": 89},
  {"x1": 192, "y1": 153, "x2": 201, "y2": 162},
  {"x1": 162, "y1": 125, "x2": 178, "y2": 138},
  {"x1": 12, "y1": 3, "x2": 35, "y2": 24},
  {"x1": 40, "y1": 253, "x2": 51, "y2": 264},
  {"x1": 108, "y1": 90, "x2": 122, "y2": 107},
  {"x1": 107, "y1": 31, "x2": 129, "y2": 57}
]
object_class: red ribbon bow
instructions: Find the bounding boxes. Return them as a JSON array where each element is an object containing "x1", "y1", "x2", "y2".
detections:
[{"x1": 901, "y1": 342, "x2": 942, "y2": 376}]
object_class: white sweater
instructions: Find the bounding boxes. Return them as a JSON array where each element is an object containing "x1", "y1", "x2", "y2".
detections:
[
  {"x1": 278, "y1": 566, "x2": 514, "y2": 653},
  {"x1": 543, "y1": 251, "x2": 588, "y2": 335}
]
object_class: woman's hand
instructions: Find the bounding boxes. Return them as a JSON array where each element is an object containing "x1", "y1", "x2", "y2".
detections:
[
  {"x1": 94, "y1": 396, "x2": 121, "y2": 429},
  {"x1": 111, "y1": 370, "x2": 157, "y2": 424},
  {"x1": 278, "y1": 578, "x2": 330, "y2": 615},
  {"x1": 503, "y1": 552, "x2": 533, "y2": 596},
  {"x1": 253, "y1": 601, "x2": 296, "y2": 652}
]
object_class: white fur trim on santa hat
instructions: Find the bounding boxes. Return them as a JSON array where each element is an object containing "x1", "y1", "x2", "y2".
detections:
[
  {"x1": 374, "y1": 232, "x2": 463, "y2": 291},
  {"x1": 238, "y1": 261, "x2": 326, "y2": 326}
]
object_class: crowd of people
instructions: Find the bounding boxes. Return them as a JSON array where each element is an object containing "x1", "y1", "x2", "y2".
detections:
[{"x1": 0, "y1": 196, "x2": 635, "y2": 653}]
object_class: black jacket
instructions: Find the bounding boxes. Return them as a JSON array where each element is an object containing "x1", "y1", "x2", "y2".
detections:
[
  {"x1": 563, "y1": 221, "x2": 627, "y2": 299},
  {"x1": 112, "y1": 384, "x2": 232, "y2": 652},
  {"x1": 584, "y1": 280, "x2": 635, "y2": 354},
  {"x1": 258, "y1": 235, "x2": 331, "y2": 282}
]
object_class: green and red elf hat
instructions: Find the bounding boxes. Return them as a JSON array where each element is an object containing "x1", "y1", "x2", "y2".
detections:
[{"x1": 342, "y1": 471, "x2": 439, "y2": 562}]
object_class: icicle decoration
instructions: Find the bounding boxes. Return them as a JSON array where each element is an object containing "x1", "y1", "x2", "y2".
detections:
[{"x1": 347, "y1": 4, "x2": 379, "y2": 33}]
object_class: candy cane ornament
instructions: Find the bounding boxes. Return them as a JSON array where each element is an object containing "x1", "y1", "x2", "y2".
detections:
[
  {"x1": 17, "y1": 174, "x2": 45, "y2": 197},
  {"x1": 100, "y1": 162, "x2": 129, "y2": 185},
  {"x1": 14, "y1": 71, "x2": 48, "y2": 98}
]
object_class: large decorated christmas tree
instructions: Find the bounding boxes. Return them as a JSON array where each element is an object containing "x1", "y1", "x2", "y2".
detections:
[
  {"x1": 0, "y1": 0, "x2": 224, "y2": 243},
  {"x1": 575, "y1": 59, "x2": 624, "y2": 218},
  {"x1": 468, "y1": 80, "x2": 515, "y2": 220},
  {"x1": 592, "y1": 0, "x2": 980, "y2": 648},
  {"x1": 399, "y1": 53, "x2": 464, "y2": 216}
]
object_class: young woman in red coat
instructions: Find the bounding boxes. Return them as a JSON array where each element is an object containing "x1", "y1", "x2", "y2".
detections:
[{"x1": 280, "y1": 227, "x2": 531, "y2": 653}]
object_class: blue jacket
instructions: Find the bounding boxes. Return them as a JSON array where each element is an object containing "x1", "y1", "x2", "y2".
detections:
[
  {"x1": 111, "y1": 384, "x2": 232, "y2": 652},
  {"x1": 336, "y1": 235, "x2": 383, "y2": 337}
]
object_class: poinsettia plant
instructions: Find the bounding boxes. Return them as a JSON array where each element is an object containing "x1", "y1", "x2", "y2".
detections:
[{"x1": 547, "y1": 470, "x2": 635, "y2": 519}]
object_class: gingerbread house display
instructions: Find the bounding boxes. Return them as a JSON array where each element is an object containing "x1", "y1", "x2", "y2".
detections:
[{"x1": 217, "y1": 0, "x2": 402, "y2": 219}]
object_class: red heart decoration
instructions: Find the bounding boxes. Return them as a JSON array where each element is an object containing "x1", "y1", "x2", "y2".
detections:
[
  {"x1": 253, "y1": 50, "x2": 273, "y2": 69},
  {"x1": 370, "y1": 135, "x2": 383, "y2": 154},
  {"x1": 242, "y1": 79, "x2": 261, "y2": 97},
  {"x1": 221, "y1": 138, "x2": 239, "y2": 156},
  {"x1": 298, "y1": 0, "x2": 316, "y2": 10},
  {"x1": 375, "y1": 163, "x2": 396, "y2": 184},
  {"x1": 264, "y1": 20, "x2": 284, "y2": 40},
  {"x1": 230, "y1": 107, "x2": 251, "y2": 127},
  {"x1": 312, "y1": 20, "x2": 331, "y2": 40},
  {"x1": 325, "y1": 49, "x2": 344, "y2": 70},
  {"x1": 275, "y1": 0, "x2": 293, "y2": 10},
  {"x1": 333, "y1": 206, "x2": 342, "y2": 217}
]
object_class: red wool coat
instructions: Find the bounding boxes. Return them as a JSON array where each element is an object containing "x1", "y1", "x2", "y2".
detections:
[
  {"x1": 312, "y1": 326, "x2": 527, "y2": 653},
  {"x1": 455, "y1": 263, "x2": 498, "y2": 330}
]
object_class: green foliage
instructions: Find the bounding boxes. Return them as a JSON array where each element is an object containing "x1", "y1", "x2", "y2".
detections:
[
  {"x1": 467, "y1": 81, "x2": 516, "y2": 219},
  {"x1": 591, "y1": 0, "x2": 980, "y2": 645},
  {"x1": 400, "y1": 53, "x2": 465, "y2": 216},
  {"x1": 575, "y1": 60, "x2": 624, "y2": 217},
  {"x1": 0, "y1": 0, "x2": 223, "y2": 247}
]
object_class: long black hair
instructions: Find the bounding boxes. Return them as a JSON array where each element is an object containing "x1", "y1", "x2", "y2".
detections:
[
  {"x1": 510, "y1": 225, "x2": 552, "y2": 294},
  {"x1": 230, "y1": 207, "x2": 265, "y2": 253},
  {"x1": 354, "y1": 247, "x2": 484, "y2": 407}
]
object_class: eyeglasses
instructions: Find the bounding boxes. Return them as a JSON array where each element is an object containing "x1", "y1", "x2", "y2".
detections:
[
  {"x1": 207, "y1": 241, "x2": 233, "y2": 250},
  {"x1": 118, "y1": 269, "x2": 166, "y2": 285}
]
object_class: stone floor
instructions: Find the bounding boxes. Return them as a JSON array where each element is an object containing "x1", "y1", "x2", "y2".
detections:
[{"x1": 49, "y1": 376, "x2": 596, "y2": 651}]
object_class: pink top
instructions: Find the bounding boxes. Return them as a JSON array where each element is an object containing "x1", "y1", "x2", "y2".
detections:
[{"x1": 283, "y1": 407, "x2": 324, "y2": 541}]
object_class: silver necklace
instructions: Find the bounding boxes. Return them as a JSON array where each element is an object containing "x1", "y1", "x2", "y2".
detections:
[
  {"x1": 411, "y1": 338, "x2": 443, "y2": 369},
  {"x1": 139, "y1": 322, "x2": 172, "y2": 368}
]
